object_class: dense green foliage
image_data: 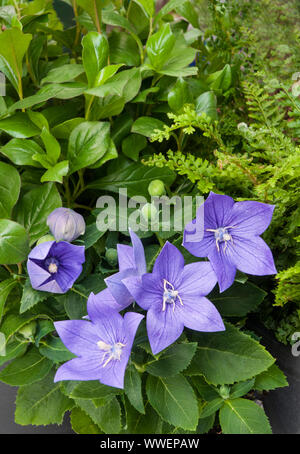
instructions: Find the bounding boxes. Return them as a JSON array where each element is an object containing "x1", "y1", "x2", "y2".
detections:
[{"x1": 0, "y1": 0, "x2": 298, "y2": 434}]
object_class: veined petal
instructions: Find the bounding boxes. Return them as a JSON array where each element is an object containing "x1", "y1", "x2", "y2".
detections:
[
  {"x1": 55, "y1": 262, "x2": 83, "y2": 293},
  {"x1": 183, "y1": 221, "x2": 215, "y2": 257},
  {"x1": 153, "y1": 241, "x2": 184, "y2": 285},
  {"x1": 51, "y1": 242, "x2": 85, "y2": 265},
  {"x1": 228, "y1": 235, "x2": 277, "y2": 276},
  {"x1": 146, "y1": 306, "x2": 184, "y2": 355},
  {"x1": 28, "y1": 241, "x2": 55, "y2": 260},
  {"x1": 129, "y1": 228, "x2": 147, "y2": 275},
  {"x1": 122, "y1": 274, "x2": 162, "y2": 310},
  {"x1": 87, "y1": 290, "x2": 127, "y2": 323},
  {"x1": 204, "y1": 192, "x2": 235, "y2": 228},
  {"x1": 226, "y1": 201, "x2": 275, "y2": 236},
  {"x1": 105, "y1": 268, "x2": 135, "y2": 308},
  {"x1": 54, "y1": 356, "x2": 102, "y2": 382},
  {"x1": 178, "y1": 296, "x2": 225, "y2": 332},
  {"x1": 54, "y1": 320, "x2": 100, "y2": 356},
  {"x1": 208, "y1": 246, "x2": 237, "y2": 293},
  {"x1": 117, "y1": 244, "x2": 135, "y2": 271},
  {"x1": 178, "y1": 262, "x2": 217, "y2": 297}
]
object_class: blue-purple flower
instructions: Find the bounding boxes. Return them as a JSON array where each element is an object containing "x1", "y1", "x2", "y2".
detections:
[
  {"x1": 122, "y1": 241, "x2": 224, "y2": 355},
  {"x1": 47, "y1": 207, "x2": 85, "y2": 243},
  {"x1": 54, "y1": 293, "x2": 144, "y2": 388},
  {"x1": 183, "y1": 192, "x2": 277, "y2": 293},
  {"x1": 27, "y1": 241, "x2": 85, "y2": 294},
  {"x1": 105, "y1": 228, "x2": 146, "y2": 308}
]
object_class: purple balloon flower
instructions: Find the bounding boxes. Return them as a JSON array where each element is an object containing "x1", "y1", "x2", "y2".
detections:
[
  {"x1": 105, "y1": 228, "x2": 147, "y2": 308},
  {"x1": 54, "y1": 293, "x2": 144, "y2": 388},
  {"x1": 27, "y1": 241, "x2": 85, "y2": 294},
  {"x1": 47, "y1": 207, "x2": 86, "y2": 243},
  {"x1": 183, "y1": 192, "x2": 277, "y2": 293},
  {"x1": 122, "y1": 242, "x2": 224, "y2": 355}
]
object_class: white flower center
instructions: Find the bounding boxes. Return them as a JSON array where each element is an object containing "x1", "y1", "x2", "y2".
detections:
[
  {"x1": 97, "y1": 340, "x2": 126, "y2": 368},
  {"x1": 162, "y1": 279, "x2": 183, "y2": 312},
  {"x1": 48, "y1": 263, "x2": 58, "y2": 273},
  {"x1": 206, "y1": 226, "x2": 234, "y2": 252}
]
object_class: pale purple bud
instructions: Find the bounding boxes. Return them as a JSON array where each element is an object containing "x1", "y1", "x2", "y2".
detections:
[{"x1": 47, "y1": 208, "x2": 86, "y2": 242}]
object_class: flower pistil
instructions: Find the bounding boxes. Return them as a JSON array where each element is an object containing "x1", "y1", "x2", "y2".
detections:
[
  {"x1": 97, "y1": 340, "x2": 126, "y2": 367},
  {"x1": 206, "y1": 226, "x2": 234, "y2": 252}
]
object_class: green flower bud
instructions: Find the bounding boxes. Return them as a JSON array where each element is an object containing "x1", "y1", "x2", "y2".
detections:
[
  {"x1": 18, "y1": 321, "x2": 37, "y2": 340},
  {"x1": 141, "y1": 203, "x2": 158, "y2": 222},
  {"x1": 37, "y1": 234, "x2": 55, "y2": 245},
  {"x1": 148, "y1": 180, "x2": 166, "y2": 197},
  {"x1": 105, "y1": 248, "x2": 118, "y2": 266},
  {"x1": 219, "y1": 384, "x2": 230, "y2": 400}
]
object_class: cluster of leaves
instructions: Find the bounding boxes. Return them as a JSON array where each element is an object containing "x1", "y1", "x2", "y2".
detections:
[{"x1": 0, "y1": 0, "x2": 296, "y2": 434}]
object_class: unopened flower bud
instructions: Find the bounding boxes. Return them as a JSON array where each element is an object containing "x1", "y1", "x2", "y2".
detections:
[
  {"x1": 37, "y1": 234, "x2": 55, "y2": 245},
  {"x1": 19, "y1": 321, "x2": 37, "y2": 340},
  {"x1": 47, "y1": 208, "x2": 85, "y2": 243},
  {"x1": 219, "y1": 384, "x2": 230, "y2": 399},
  {"x1": 105, "y1": 248, "x2": 118, "y2": 266},
  {"x1": 141, "y1": 203, "x2": 158, "y2": 222},
  {"x1": 148, "y1": 180, "x2": 166, "y2": 197}
]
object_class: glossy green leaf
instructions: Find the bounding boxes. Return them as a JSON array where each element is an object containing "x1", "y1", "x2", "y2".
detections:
[
  {"x1": 0, "y1": 138, "x2": 43, "y2": 167},
  {"x1": 42, "y1": 64, "x2": 84, "y2": 84},
  {"x1": 0, "y1": 161, "x2": 20, "y2": 218},
  {"x1": 82, "y1": 32, "x2": 109, "y2": 88},
  {"x1": 195, "y1": 91, "x2": 218, "y2": 120},
  {"x1": 41, "y1": 160, "x2": 69, "y2": 184},
  {"x1": 168, "y1": 78, "x2": 192, "y2": 113},
  {"x1": 122, "y1": 133, "x2": 147, "y2": 161},
  {"x1": 0, "y1": 220, "x2": 29, "y2": 265},
  {"x1": 20, "y1": 279, "x2": 49, "y2": 314},
  {"x1": 0, "y1": 113, "x2": 41, "y2": 138},
  {"x1": 146, "y1": 23, "x2": 175, "y2": 70},
  {"x1": 131, "y1": 116, "x2": 165, "y2": 137}
]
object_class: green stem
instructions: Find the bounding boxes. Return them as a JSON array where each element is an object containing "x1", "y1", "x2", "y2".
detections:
[
  {"x1": 85, "y1": 95, "x2": 94, "y2": 120},
  {"x1": 71, "y1": 287, "x2": 88, "y2": 299}
]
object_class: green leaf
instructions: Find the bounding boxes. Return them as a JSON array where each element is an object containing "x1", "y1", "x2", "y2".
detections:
[
  {"x1": 40, "y1": 127, "x2": 61, "y2": 165},
  {"x1": 0, "y1": 28, "x2": 32, "y2": 93},
  {"x1": 190, "y1": 376, "x2": 220, "y2": 401},
  {"x1": 219, "y1": 398, "x2": 272, "y2": 434},
  {"x1": 199, "y1": 398, "x2": 224, "y2": 418},
  {"x1": 39, "y1": 335, "x2": 76, "y2": 363},
  {"x1": 0, "y1": 113, "x2": 41, "y2": 138},
  {"x1": 88, "y1": 161, "x2": 176, "y2": 198},
  {"x1": 134, "y1": 0, "x2": 155, "y2": 17},
  {"x1": 71, "y1": 407, "x2": 102, "y2": 434},
  {"x1": 0, "y1": 138, "x2": 43, "y2": 167},
  {"x1": 16, "y1": 182, "x2": 62, "y2": 245},
  {"x1": 195, "y1": 91, "x2": 218, "y2": 120},
  {"x1": 229, "y1": 379, "x2": 255, "y2": 399},
  {"x1": 122, "y1": 133, "x2": 147, "y2": 161},
  {"x1": 15, "y1": 370, "x2": 74, "y2": 426},
  {"x1": 102, "y1": 10, "x2": 136, "y2": 34},
  {"x1": 67, "y1": 121, "x2": 110, "y2": 174},
  {"x1": 95, "y1": 64, "x2": 124, "y2": 87},
  {"x1": 0, "y1": 346, "x2": 53, "y2": 386},
  {"x1": 131, "y1": 116, "x2": 165, "y2": 137},
  {"x1": 20, "y1": 278, "x2": 49, "y2": 314},
  {"x1": 146, "y1": 374, "x2": 199, "y2": 430},
  {"x1": 0, "y1": 220, "x2": 29, "y2": 265},
  {"x1": 168, "y1": 78, "x2": 192, "y2": 113},
  {"x1": 146, "y1": 342, "x2": 197, "y2": 377},
  {"x1": 124, "y1": 364, "x2": 144, "y2": 414},
  {"x1": 207, "y1": 64, "x2": 232, "y2": 92},
  {"x1": 9, "y1": 85, "x2": 66, "y2": 112},
  {"x1": 154, "y1": 0, "x2": 186, "y2": 25},
  {"x1": 185, "y1": 323, "x2": 275, "y2": 385},
  {"x1": 41, "y1": 160, "x2": 69, "y2": 184},
  {"x1": 209, "y1": 282, "x2": 266, "y2": 317},
  {"x1": 77, "y1": 0, "x2": 110, "y2": 31},
  {"x1": 68, "y1": 380, "x2": 121, "y2": 400},
  {"x1": 75, "y1": 397, "x2": 121, "y2": 434},
  {"x1": 82, "y1": 223, "x2": 106, "y2": 249},
  {"x1": 0, "y1": 279, "x2": 17, "y2": 323},
  {"x1": 1, "y1": 312, "x2": 50, "y2": 344},
  {"x1": 88, "y1": 138, "x2": 118, "y2": 169},
  {"x1": 109, "y1": 31, "x2": 141, "y2": 67},
  {"x1": 254, "y1": 364, "x2": 288, "y2": 391},
  {"x1": 42, "y1": 64, "x2": 85, "y2": 84},
  {"x1": 146, "y1": 23, "x2": 175, "y2": 71},
  {"x1": 51, "y1": 118, "x2": 85, "y2": 139},
  {"x1": 82, "y1": 32, "x2": 109, "y2": 88},
  {"x1": 125, "y1": 397, "x2": 162, "y2": 434},
  {"x1": 0, "y1": 161, "x2": 20, "y2": 218},
  {"x1": 0, "y1": 339, "x2": 27, "y2": 366}
]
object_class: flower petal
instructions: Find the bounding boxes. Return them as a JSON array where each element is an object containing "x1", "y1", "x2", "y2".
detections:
[
  {"x1": 28, "y1": 241, "x2": 55, "y2": 260},
  {"x1": 117, "y1": 244, "x2": 135, "y2": 271},
  {"x1": 208, "y1": 246, "x2": 237, "y2": 293},
  {"x1": 122, "y1": 274, "x2": 162, "y2": 310},
  {"x1": 87, "y1": 290, "x2": 127, "y2": 322},
  {"x1": 178, "y1": 262, "x2": 217, "y2": 297},
  {"x1": 152, "y1": 241, "x2": 184, "y2": 285},
  {"x1": 54, "y1": 320, "x2": 100, "y2": 356},
  {"x1": 183, "y1": 221, "x2": 215, "y2": 257},
  {"x1": 226, "y1": 201, "x2": 275, "y2": 236},
  {"x1": 129, "y1": 228, "x2": 147, "y2": 275},
  {"x1": 228, "y1": 235, "x2": 277, "y2": 276},
  {"x1": 54, "y1": 356, "x2": 102, "y2": 382},
  {"x1": 51, "y1": 242, "x2": 85, "y2": 265},
  {"x1": 146, "y1": 306, "x2": 184, "y2": 355},
  {"x1": 105, "y1": 269, "x2": 135, "y2": 308},
  {"x1": 204, "y1": 192, "x2": 235, "y2": 228},
  {"x1": 178, "y1": 296, "x2": 225, "y2": 332}
]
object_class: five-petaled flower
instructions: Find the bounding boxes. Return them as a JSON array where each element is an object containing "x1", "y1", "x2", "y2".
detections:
[
  {"x1": 122, "y1": 241, "x2": 224, "y2": 355},
  {"x1": 27, "y1": 240, "x2": 85, "y2": 294},
  {"x1": 183, "y1": 192, "x2": 277, "y2": 293},
  {"x1": 54, "y1": 292, "x2": 144, "y2": 389},
  {"x1": 105, "y1": 228, "x2": 147, "y2": 308}
]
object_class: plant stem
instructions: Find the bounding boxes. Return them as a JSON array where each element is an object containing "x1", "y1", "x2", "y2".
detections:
[{"x1": 71, "y1": 287, "x2": 88, "y2": 299}]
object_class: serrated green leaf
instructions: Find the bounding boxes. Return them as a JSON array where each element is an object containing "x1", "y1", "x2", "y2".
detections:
[
  {"x1": 0, "y1": 278, "x2": 17, "y2": 323},
  {"x1": 146, "y1": 342, "x2": 197, "y2": 377},
  {"x1": 20, "y1": 279, "x2": 49, "y2": 314},
  {"x1": 254, "y1": 364, "x2": 288, "y2": 391},
  {"x1": 0, "y1": 161, "x2": 20, "y2": 218},
  {"x1": 75, "y1": 396, "x2": 121, "y2": 434},
  {"x1": 39, "y1": 335, "x2": 76, "y2": 363},
  {"x1": 146, "y1": 374, "x2": 199, "y2": 430},
  {"x1": 124, "y1": 364, "x2": 144, "y2": 414},
  {"x1": 70, "y1": 407, "x2": 103, "y2": 434}
]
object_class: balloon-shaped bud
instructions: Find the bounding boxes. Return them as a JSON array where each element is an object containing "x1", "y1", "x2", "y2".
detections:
[
  {"x1": 105, "y1": 248, "x2": 118, "y2": 266},
  {"x1": 47, "y1": 208, "x2": 85, "y2": 243},
  {"x1": 148, "y1": 179, "x2": 165, "y2": 197}
]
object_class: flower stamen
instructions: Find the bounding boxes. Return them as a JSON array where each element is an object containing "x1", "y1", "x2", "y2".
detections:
[
  {"x1": 206, "y1": 226, "x2": 234, "y2": 253},
  {"x1": 162, "y1": 279, "x2": 183, "y2": 312},
  {"x1": 97, "y1": 340, "x2": 126, "y2": 368}
]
